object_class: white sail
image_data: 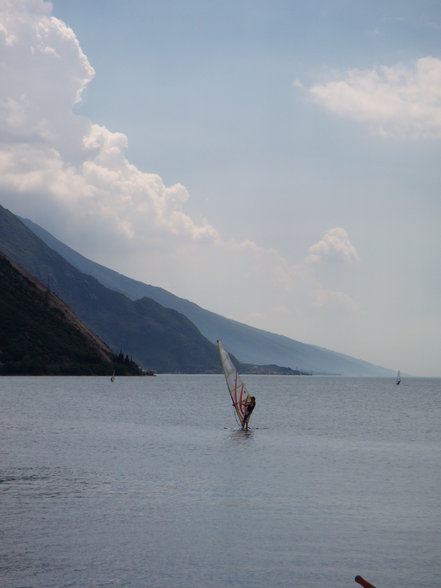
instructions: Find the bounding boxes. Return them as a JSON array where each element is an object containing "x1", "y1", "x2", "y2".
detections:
[{"x1": 218, "y1": 340, "x2": 251, "y2": 426}]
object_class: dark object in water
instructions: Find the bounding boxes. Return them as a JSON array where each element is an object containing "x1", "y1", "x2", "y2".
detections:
[{"x1": 355, "y1": 575, "x2": 376, "y2": 588}]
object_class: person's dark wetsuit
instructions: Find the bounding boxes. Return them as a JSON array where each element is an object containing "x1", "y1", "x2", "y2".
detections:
[{"x1": 242, "y1": 396, "x2": 256, "y2": 430}]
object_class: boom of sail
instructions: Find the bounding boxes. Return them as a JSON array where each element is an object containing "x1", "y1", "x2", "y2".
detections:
[{"x1": 218, "y1": 339, "x2": 251, "y2": 426}]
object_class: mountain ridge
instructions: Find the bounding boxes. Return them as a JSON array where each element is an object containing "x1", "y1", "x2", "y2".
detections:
[
  {"x1": 0, "y1": 205, "x2": 222, "y2": 373},
  {"x1": 19, "y1": 213, "x2": 393, "y2": 376}
]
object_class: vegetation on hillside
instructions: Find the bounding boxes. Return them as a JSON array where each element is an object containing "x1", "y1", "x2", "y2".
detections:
[{"x1": 0, "y1": 252, "x2": 143, "y2": 376}]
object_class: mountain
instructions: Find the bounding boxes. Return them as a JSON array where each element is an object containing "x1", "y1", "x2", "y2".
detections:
[
  {"x1": 19, "y1": 212, "x2": 393, "y2": 376},
  {"x1": 0, "y1": 205, "x2": 221, "y2": 373},
  {"x1": 0, "y1": 251, "x2": 142, "y2": 375}
]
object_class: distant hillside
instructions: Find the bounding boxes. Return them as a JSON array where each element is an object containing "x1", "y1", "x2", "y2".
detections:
[
  {"x1": 0, "y1": 252, "x2": 141, "y2": 375},
  {"x1": 21, "y1": 215, "x2": 394, "y2": 376},
  {"x1": 0, "y1": 205, "x2": 221, "y2": 373}
]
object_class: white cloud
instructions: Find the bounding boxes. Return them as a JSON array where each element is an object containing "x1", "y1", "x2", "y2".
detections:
[
  {"x1": 0, "y1": 20, "x2": 16, "y2": 46},
  {"x1": 301, "y1": 228, "x2": 360, "y2": 313},
  {"x1": 309, "y1": 57, "x2": 441, "y2": 139},
  {"x1": 0, "y1": 1, "x2": 94, "y2": 146},
  {"x1": 0, "y1": 0, "x2": 219, "y2": 251},
  {"x1": 306, "y1": 227, "x2": 360, "y2": 265}
]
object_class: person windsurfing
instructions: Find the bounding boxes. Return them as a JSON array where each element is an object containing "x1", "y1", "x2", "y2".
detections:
[{"x1": 242, "y1": 396, "x2": 256, "y2": 430}]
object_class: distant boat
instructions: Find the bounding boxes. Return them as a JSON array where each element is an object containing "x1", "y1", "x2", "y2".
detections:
[
  {"x1": 218, "y1": 339, "x2": 255, "y2": 429},
  {"x1": 396, "y1": 370, "x2": 401, "y2": 385},
  {"x1": 110, "y1": 370, "x2": 115, "y2": 383}
]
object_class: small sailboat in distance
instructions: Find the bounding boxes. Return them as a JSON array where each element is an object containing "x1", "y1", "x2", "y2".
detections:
[
  {"x1": 218, "y1": 339, "x2": 255, "y2": 429},
  {"x1": 396, "y1": 369, "x2": 401, "y2": 385},
  {"x1": 110, "y1": 369, "x2": 115, "y2": 383}
]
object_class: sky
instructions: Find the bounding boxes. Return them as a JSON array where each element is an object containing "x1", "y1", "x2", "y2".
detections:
[{"x1": 1, "y1": 0, "x2": 441, "y2": 376}]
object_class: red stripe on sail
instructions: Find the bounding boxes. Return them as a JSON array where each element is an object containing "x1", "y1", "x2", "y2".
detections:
[
  {"x1": 234, "y1": 374, "x2": 241, "y2": 422},
  {"x1": 233, "y1": 375, "x2": 244, "y2": 423},
  {"x1": 239, "y1": 384, "x2": 246, "y2": 417}
]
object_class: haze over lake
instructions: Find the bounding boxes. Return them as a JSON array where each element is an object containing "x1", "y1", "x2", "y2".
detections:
[{"x1": 1, "y1": 375, "x2": 440, "y2": 587}]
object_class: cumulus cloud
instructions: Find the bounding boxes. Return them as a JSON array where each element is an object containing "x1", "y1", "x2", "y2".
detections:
[
  {"x1": 0, "y1": 0, "x2": 219, "y2": 254},
  {"x1": 306, "y1": 227, "x2": 360, "y2": 265},
  {"x1": 309, "y1": 57, "x2": 441, "y2": 139},
  {"x1": 300, "y1": 228, "x2": 361, "y2": 314},
  {"x1": 0, "y1": 0, "x2": 94, "y2": 148}
]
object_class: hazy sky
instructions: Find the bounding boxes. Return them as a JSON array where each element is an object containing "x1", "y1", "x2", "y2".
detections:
[{"x1": 1, "y1": 0, "x2": 441, "y2": 376}]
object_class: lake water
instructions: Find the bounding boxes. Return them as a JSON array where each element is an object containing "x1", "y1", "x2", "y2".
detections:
[{"x1": 1, "y1": 375, "x2": 440, "y2": 588}]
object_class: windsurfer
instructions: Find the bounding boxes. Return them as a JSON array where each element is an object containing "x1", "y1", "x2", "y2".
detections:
[{"x1": 242, "y1": 396, "x2": 256, "y2": 430}]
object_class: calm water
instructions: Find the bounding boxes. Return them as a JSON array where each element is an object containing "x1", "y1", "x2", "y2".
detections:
[{"x1": 1, "y1": 375, "x2": 440, "y2": 588}]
